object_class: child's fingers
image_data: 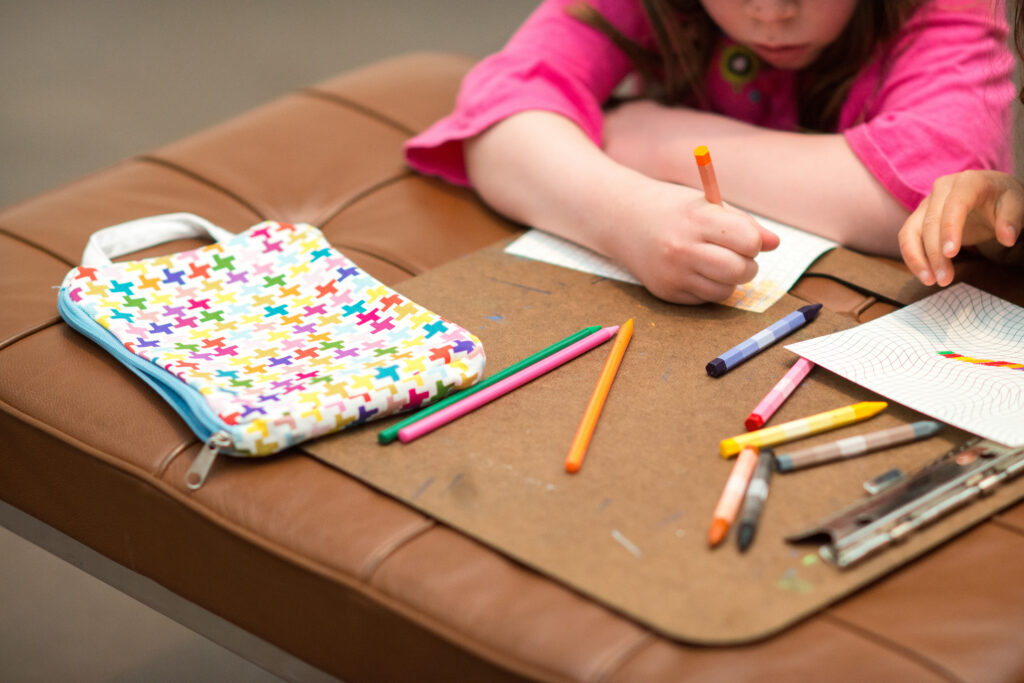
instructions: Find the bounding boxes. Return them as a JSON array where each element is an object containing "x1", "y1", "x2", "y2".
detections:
[
  {"x1": 993, "y1": 188, "x2": 1024, "y2": 247},
  {"x1": 756, "y1": 223, "x2": 780, "y2": 252},
  {"x1": 936, "y1": 192, "x2": 972, "y2": 260},
  {"x1": 920, "y1": 180, "x2": 958, "y2": 286},
  {"x1": 935, "y1": 172, "x2": 997, "y2": 259},
  {"x1": 898, "y1": 202, "x2": 935, "y2": 286},
  {"x1": 693, "y1": 242, "x2": 759, "y2": 287},
  {"x1": 647, "y1": 266, "x2": 738, "y2": 304},
  {"x1": 700, "y1": 210, "x2": 771, "y2": 258},
  {"x1": 691, "y1": 274, "x2": 741, "y2": 303},
  {"x1": 923, "y1": 224, "x2": 955, "y2": 287},
  {"x1": 644, "y1": 243, "x2": 756, "y2": 303},
  {"x1": 995, "y1": 220, "x2": 1022, "y2": 248}
]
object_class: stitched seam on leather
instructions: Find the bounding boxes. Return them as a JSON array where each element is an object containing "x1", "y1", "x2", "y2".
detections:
[
  {"x1": 300, "y1": 89, "x2": 416, "y2": 137},
  {"x1": 0, "y1": 415, "x2": 563, "y2": 682},
  {"x1": 0, "y1": 226, "x2": 74, "y2": 267},
  {"x1": 357, "y1": 517, "x2": 436, "y2": 582},
  {"x1": 359, "y1": 522, "x2": 575, "y2": 683},
  {"x1": 990, "y1": 516, "x2": 1024, "y2": 535},
  {"x1": 134, "y1": 156, "x2": 266, "y2": 221},
  {"x1": 317, "y1": 172, "x2": 422, "y2": 279},
  {"x1": 820, "y1": 612, "x2": 963, "y2": 682},
  {"x1": 326, "y1": 242, "x2": 416, "y2": 281},
  {"x1": 589, "y1": 632, "x2": 655, "y2": 683},
  {"x1": 0, "y1": 398, "x2": 169, "y2": 482},
  {"x1": 0, "y1": 317, "x2": 62, "y2": 353},
  {"x1": 315, "y1": 171, "x2": 409, "y2": 226}
]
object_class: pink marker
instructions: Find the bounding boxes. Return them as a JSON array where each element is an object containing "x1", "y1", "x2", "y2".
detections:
[
  {"x1": 744, "y1": 357, "x2": 814, "y2": 431},
  {"x1": 398, "y1": 325, "x2": 619, "y2": 443}
]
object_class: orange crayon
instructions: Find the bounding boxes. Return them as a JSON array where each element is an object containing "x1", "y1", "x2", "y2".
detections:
[
  {"x1": 694, "y1": 145, "x2": 722, "y2": 205},
  {"x1": 708, "y1": 445, "x2": 758, "y2": 547},
  {"x1": 566, "y1": 319, "x2": 633, "y2": 473}
]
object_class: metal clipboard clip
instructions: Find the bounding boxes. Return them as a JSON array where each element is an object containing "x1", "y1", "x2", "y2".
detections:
[{"x1": 786, "y1": 438, "x2": 1024, "y2": 568}]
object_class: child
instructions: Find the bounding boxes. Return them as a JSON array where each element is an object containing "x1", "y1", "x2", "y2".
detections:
[
  {"x1": 899, "y1": 1, "x2": 1024, "y2": 287},
  {"x1": 405, "y1": 1, "x2": 1014, "y2": 304}
]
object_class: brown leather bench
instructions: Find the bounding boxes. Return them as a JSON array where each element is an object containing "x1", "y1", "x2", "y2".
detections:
[{"x1": 3, "y1": 52, "x2": 1024, "y2": 682}]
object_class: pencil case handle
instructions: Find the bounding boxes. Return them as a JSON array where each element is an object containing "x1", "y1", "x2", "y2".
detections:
[{"x1": 81, "y1": 212, "x2": 236, "y2": 267}]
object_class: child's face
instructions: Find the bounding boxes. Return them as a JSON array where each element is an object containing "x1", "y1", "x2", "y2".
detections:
[{"x1": 699, "y1": 0, "x2": 859, "y2": 70}]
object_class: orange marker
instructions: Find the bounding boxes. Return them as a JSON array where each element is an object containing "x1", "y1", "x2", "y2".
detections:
[
  {"x1": 708, "y1": 445, "x2": 758, "y2": 547},
  {"x1": 694, "y1": 145, "x2": 722, "y2": 205},
  {"x1": 565, "y1": 318, "x2": 633, "y2": 473}
]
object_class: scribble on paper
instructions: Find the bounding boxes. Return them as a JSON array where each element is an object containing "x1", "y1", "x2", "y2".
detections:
[{"x1": 937, "y1": 351, "x2": 1024, "y2": 371}]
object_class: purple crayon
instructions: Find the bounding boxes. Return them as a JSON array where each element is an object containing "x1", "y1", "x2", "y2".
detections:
[{"x1": 706, "y1": 303, "x2": 822, "y2": 378}]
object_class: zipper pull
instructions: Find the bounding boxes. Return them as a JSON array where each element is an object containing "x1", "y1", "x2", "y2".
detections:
[{"x1": 186, "y1": 431, "x2": 232, "y2": 490}]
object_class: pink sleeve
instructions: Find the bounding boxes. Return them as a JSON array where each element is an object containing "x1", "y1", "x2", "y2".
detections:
[
  {"x1": 840, "y1": 0, "x2": 1015, "y2": 211},
  {"x1": 404, "y1": 0, "x2": 650, "y2": 186}
]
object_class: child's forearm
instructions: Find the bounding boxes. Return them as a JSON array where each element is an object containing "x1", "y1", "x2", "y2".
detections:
[
  {"x1": 463, "y1": 110, "x2": 780, "y2": 305},
  {"x1": 464, "y1": 111, "x2": 655, "y2": 261},
  {"x1": 707, "y1": 129, "x2": 909, "y2": 256},
  {"x1": 604, "y1": 103, "x2": 909, "y2": 255}
]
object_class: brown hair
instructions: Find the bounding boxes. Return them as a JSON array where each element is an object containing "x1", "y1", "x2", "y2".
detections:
[
  {"x1": 568, "y1": 0, "x2": 924, "y2": 132},
  {"x1": 1016, "y1": 0, "x2": 1024, "y2": 103}
]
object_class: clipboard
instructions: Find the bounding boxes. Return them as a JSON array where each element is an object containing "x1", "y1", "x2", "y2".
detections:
[{"x1": 302, "y1": 242, "x2": 1024, "y2": 644}]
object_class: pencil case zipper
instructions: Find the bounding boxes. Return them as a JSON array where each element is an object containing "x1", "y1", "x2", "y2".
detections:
[{"x1": 58, "y1": 288, "x2": 235, "y2": 489}]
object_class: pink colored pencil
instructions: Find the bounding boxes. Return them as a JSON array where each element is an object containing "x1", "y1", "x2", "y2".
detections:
[
  {"x1": 398, "y1": 325, "x2": 619, "y2": 443},
  {"x1": 744, "y1": 357, "x2": 814, "y2": 431}
]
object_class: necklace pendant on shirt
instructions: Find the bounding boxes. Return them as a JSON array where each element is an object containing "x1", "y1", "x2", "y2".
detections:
[{"x1": 720, "y1": 43, "x2": 761, "y2": 100}]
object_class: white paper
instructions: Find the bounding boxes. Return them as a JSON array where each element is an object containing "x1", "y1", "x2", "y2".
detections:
[
  {"x1": 787, "y1": 283, "x2": 1024, "y2": 446},
  {"x1": 504, "y1": 214, "x2": 836, "y2": 313}
]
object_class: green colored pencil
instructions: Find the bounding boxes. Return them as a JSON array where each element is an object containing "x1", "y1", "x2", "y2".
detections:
[{"x1": 377, "y1": 325, "x2": 602, "y2": 444}]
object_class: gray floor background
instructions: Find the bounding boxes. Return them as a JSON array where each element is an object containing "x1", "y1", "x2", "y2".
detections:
[{"x1": 0, "y1": 2, "x2": 535, "y2": 681}]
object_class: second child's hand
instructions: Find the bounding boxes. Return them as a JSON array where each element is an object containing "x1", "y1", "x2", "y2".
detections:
[{"x1": 899, "y1": 170, "x2": 1024, "y2": 286}]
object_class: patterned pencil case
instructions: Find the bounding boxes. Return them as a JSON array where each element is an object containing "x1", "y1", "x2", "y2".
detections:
[{"x1": 58, "y1": 213, "x2": 485, "y2": 488}]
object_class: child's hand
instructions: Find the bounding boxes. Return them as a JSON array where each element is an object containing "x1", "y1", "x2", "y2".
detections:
[
  {"x1": 464, "y1": 110, "x2": 777, "y2": 305},
  {"x1": 899, "y1": 170, "x2": 1024, "y2": 286},
  {"x1": 612, "y1": 180, "x2": 779, "y2": 304}
]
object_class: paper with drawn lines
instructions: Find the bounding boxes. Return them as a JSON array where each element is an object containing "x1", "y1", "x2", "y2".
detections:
[
  {"x1": 504, "y1": 214, "x2": 836, "y2": 313},
  {"x1": 787, "y1": 283, "x2": 1024, "y2": 447}
]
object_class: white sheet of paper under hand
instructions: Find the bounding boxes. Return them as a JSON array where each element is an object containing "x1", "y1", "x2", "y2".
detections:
[{"x1": 503, "y1": 213, "x2": 836, "y2": 313}]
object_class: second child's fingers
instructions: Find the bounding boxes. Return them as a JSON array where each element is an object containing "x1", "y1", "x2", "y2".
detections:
[
  {"x1": 936, "y1": 180, "x2": 981, "y2": 259},
  {"x1": 921, "y1": 179, "x2": 959, "y2": 286},
  {"x1": 993, "y1": 188, "x2": 1024, "y2": 247},
  {"x1": 935, "y1": 172, "x2": 1004, "y2": 264},
  {"x1": 898, "y1": 201, "x2": 935, "y2": 285},
  {"x1": 995, "y1": 221, "x2": 1023, "y2": 247}
]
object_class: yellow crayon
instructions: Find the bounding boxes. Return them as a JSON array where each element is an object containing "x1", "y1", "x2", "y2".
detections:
[{"x1": 719, "y1": 401, "x2": 887, "y2": 458}]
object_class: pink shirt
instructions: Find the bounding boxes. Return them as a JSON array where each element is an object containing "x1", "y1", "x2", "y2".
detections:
[{"x1": 405, "y1": 0, "x2": 1014, "y2": 211}]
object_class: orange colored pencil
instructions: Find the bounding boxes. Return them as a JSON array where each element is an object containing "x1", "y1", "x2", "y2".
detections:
[
  {"x1": 565, "y1": 318, "x2": 634, "y2": 473},
  {"x1": 708, "y1": 445, "x2": 758, "y2": 547},
  {"x1": 694, "y1": 145, "x2": 722, "y2": 205}
]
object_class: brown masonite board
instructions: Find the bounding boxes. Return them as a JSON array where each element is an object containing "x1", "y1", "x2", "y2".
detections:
[{"x1": 303, "y1": 241, "x2": 1024, "y2": 644}]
